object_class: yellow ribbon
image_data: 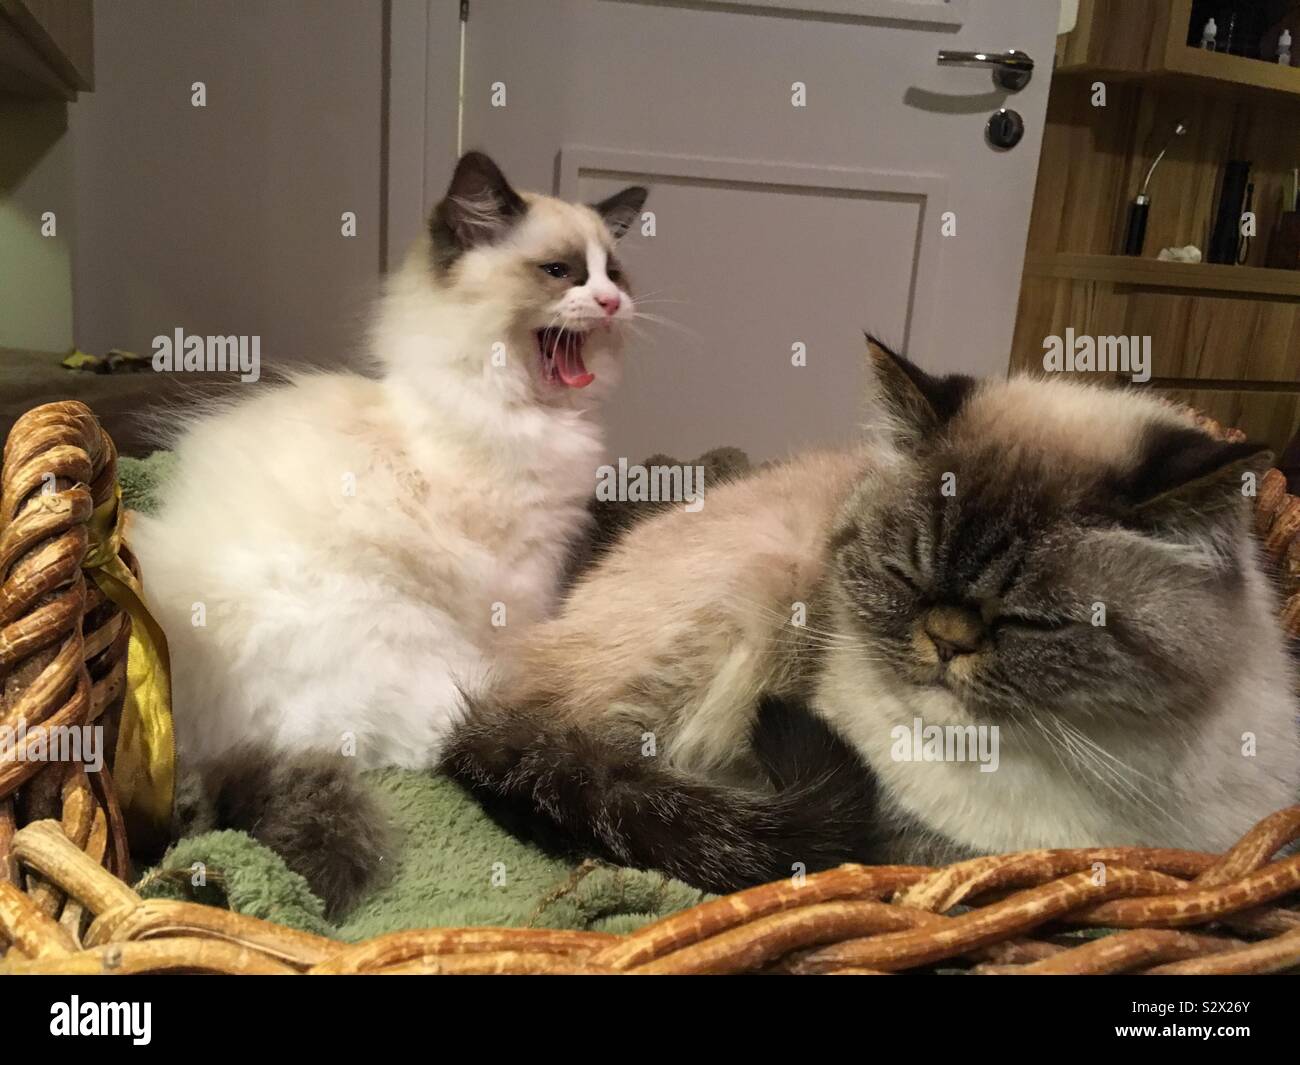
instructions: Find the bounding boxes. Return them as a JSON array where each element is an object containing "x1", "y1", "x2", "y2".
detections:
[{"x1": 84, "y1": 485, "x2": 175, "y2": 835}]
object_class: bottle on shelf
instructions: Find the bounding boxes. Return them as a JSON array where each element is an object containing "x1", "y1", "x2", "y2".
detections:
[{"x1": 1201, "y1": 17, "x2": 1217, "y2": 52}]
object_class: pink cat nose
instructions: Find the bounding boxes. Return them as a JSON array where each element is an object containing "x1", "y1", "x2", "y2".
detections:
[{"x1": 595, "y1": 292, "x2": 621, "y2": 315}]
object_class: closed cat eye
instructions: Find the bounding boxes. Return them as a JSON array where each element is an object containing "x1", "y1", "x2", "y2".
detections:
[
  {"x1": 539, "y1": 262, "x2": 571, "y2": 279},
  {"x1": 607, "y1": 261, "x2": 624, "y2": 284},
  {"x1": 991, "y1": 613, "x2": 1073, "y2": 634},
  {"x1": 880, "y1": 560, "x2": 920, "y2": 590}
]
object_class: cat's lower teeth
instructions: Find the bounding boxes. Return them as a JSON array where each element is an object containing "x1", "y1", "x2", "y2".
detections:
[{"x1": 536, "y1": 328, "x2": 594, "y2": 388}]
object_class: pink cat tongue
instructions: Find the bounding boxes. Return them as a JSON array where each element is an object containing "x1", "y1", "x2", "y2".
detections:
[{"x1": 556, "y1": 331, "x2": 594, "y2": 389}]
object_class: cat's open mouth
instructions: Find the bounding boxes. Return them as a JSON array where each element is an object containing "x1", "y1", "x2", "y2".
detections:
[{"x1": 537, "y1": 327, "x2": 594, "y2": 389}]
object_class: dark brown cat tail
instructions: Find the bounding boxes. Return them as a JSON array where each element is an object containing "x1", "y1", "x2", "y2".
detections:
[
  {"x1": 442, "y1": 695, "x2": 885, "y2": 895},
  {"x1": 172, "y1": 745, "x2": 392, "y2": 919}
]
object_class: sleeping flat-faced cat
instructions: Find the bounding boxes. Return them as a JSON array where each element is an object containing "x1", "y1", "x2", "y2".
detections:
[
  {"x1": 445, "y1": 340, "x2": 1300, "y2": 893},
  {"x1": 132, "y1": 152, "x2": 646, "y2": 911}
]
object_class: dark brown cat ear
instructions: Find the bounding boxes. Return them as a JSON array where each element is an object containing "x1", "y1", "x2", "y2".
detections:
[
  {"x1": 592, "y1": 186, "x2": 647, "y2": 239},
  {"x1": 1118, "y1": 424, "x2": 1272, "y2": 527},
  {"x1": 865, "y1": 334, "x2": 975, "y2": 443},
  {"x1": 430, "y1": 151, "x2": 527, "y2": 267}
]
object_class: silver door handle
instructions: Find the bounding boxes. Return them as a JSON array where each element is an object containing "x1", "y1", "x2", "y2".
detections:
[{"x1": 937, "y1": 48, "x2": 1033, "y2": 90}]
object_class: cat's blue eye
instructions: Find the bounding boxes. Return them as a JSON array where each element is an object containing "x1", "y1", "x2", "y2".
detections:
[{"x1": 539, "y1": 262, "x2": 571, "y2": 279}]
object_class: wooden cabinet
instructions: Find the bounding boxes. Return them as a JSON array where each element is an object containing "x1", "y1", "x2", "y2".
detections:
[
  {"x1": 1012, "y1": 0, "x2": 1300, "y2": 449},
  {"x1": 0, "y1": 0, "x2": 93, "y2": 100}
]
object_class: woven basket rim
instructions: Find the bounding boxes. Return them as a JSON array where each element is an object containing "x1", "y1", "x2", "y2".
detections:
[{"x1": 3, "y1": 399, "x2": 1299, "y2": 975}]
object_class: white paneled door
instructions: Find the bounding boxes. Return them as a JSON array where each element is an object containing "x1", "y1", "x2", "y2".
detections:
[{"x1": 458, "y1": 0, "x2": 1059, "y2": 461}]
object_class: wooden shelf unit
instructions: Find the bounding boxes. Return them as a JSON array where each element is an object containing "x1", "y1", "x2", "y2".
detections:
[
  {"x1": 1011, "y1": 0, "x2": 1300, "y2": 450},
  {"x1": 1057, "y1": 0, "x2": 1300, "y2": 100},
  {"x1": 1024, "y1": 253, "x2": 1300, "y2": 299}
]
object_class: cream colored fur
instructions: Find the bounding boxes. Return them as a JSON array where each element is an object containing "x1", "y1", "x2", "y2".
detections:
[
  {"x1": 499, "y1": 448, "x2": 866, "y2": 776},
  {"x1": 132, "y1": 185, "x2": 637, "y2": 771},
  {"x1": 494, "y1": 373, "x2": 1300, "y2": 856}
]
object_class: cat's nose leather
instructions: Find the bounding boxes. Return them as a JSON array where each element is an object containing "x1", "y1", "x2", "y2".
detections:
[
  {"x1": 595, "y1": 293, "x2": 621, "y2": 315},
  {"x1": 923, "y1": 606, "x2": 985, "y2": 661}
]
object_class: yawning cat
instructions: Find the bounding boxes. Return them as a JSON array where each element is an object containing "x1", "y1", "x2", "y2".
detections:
[
  {"x1": 132, "y1": 152, "x2": 647, "y2": 911},
  {"x1": 445, "y1": 340, "x2": 1300, "y2": 893}
]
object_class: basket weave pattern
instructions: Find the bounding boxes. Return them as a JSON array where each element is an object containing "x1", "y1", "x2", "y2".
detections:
[
  {"x1": 0, "y1": 402, "x2": 130, "y2": 921},
  {"x1": 2, "y1": 807, "x2": 1299, "y2": 974},
  {"x1": 1, "y1": 401, "x2": 1298, "y2": 975}
]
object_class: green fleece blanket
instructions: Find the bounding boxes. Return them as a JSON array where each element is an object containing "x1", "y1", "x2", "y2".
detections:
[{"x1": 120, "y1": 453, "x2": 716, "y2": 940}]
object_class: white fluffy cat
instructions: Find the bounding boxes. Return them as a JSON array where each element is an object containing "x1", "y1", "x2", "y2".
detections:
[{"x1": 131, "y1": 153, "x2": 646, "y2": 909}]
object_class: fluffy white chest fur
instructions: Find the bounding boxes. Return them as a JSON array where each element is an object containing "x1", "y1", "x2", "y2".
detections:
[
  {"x1": 119, "y1": 154, "x2": 652, "y2": 915},
  {"x1": 132, "y1": 363, "x2": 604, "y2": 769},
  {"x1": 132, "y1": 152, "x2": 649, "y2": 772}
]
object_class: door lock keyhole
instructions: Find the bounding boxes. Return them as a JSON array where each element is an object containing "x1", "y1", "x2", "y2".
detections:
[{"x1": 986, "y1": 108, "x2": 1025, "y2": 150}]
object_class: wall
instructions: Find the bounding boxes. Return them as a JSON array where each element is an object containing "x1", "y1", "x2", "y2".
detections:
[
  {"x1": 0, "y1": 96, "x2": 75, "y2": 352},
  {"x1": 69, "y1": 0, "x2": 386, "y2": 370}
]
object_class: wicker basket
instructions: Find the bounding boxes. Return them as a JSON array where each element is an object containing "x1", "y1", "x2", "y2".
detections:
[
  {"x1": 1, "y1": 400, "x2": 1298, "y2": 976},
  {"x1": 0, "y1": 402, "x2": 131, "y2": 919}
]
